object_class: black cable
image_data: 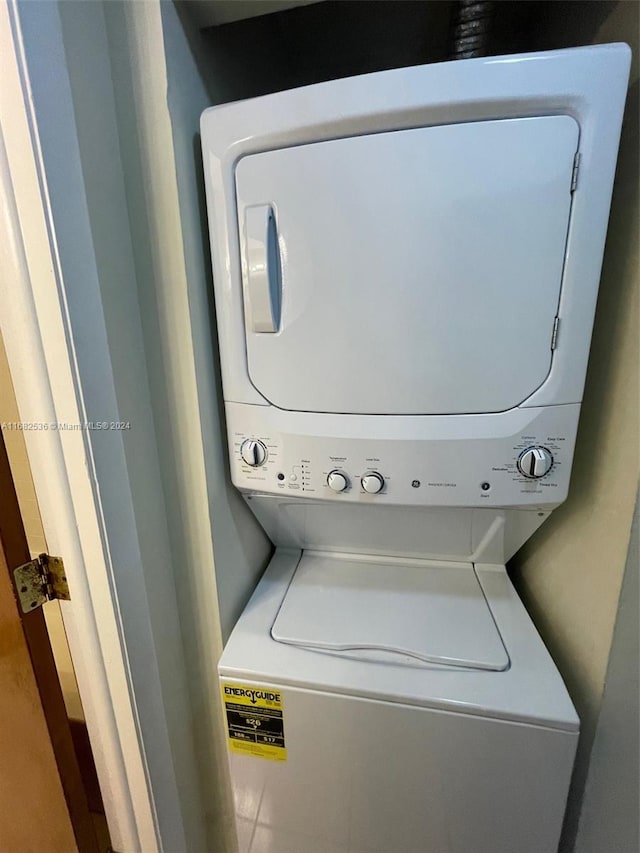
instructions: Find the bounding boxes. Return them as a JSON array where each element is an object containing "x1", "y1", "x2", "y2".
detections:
[{"x1": 450, "y1": 1, "x2": 494, "y2": 59}]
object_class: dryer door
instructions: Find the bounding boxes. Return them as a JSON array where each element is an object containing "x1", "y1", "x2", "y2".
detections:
[{"x1": 235, "y1": 116, "x2": 579, "y2": 415}]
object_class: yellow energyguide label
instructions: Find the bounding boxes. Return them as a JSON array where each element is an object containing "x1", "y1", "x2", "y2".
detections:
[{"x1": 221, "y1": 682, "x2": 287, "y2": 762}]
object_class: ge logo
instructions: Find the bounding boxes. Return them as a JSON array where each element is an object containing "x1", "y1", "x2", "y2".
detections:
[{"x1": 411, "y1": 480, "x2": 421, "y2": 488}]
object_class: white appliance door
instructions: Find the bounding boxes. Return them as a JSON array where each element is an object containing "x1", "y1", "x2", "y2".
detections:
[
  {"x1": 271, "y1": 552, "x2": 509, "y2": 671},
  {"x1": 235, "y1": 116, "x2": 578, "y2": 415},
  {"x1": 226, "y1": 686, "x2": 577, "y2": 853}
]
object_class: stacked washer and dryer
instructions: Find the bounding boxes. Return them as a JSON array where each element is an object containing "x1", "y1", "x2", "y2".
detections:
[{"x1": 201, "y1": 44, "x2": 630, "y2": 853}]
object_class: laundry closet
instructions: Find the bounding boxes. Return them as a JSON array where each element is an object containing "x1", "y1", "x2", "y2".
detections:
[{"x1": 3, "y1": 3, "x2": 636, "y2": 853}]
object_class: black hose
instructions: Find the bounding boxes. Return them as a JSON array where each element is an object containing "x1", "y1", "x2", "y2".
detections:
[{"x1": 450, "y1": 1, "x2": 494, "y2": 59}]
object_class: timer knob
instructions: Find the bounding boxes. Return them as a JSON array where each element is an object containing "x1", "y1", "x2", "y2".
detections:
[
  {"x1": 327, "y1": 471, "x2": 349, "y2": 492},
  {"x1": 240, "y1": 439, "x2": 267, "y2": 467},
  {"x1": 361, "y1": 472, "x2": 385, "y2": 494},
  {"x1": 517, "y1": 446, "x2": 553, "y2": 479}
]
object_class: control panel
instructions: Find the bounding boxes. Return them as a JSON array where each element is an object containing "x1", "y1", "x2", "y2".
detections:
[{"x1": 225, "y1": 402, "x2": 580, "y2": 508}]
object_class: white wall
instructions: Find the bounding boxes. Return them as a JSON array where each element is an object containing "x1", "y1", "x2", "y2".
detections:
[
  {"x1": 9, "y1": 1, "x2": 272, "y2": 848},
  {"x1": 15, "y1": 1, "x2": 210, "y2": 848},
  {"x1": 157, "y1": 5, "x2": 274, "y2": 844},
  {"x1": 67, "y1": 1, "x2": 270, "y2": 849},
  {"x1": 160, "y1": 0, "x2": 272, "y2": 644}
]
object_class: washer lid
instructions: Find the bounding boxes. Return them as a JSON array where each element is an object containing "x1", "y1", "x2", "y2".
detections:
[{"x1": 271, "y1": 552, "x2": 509, "y2": 671}]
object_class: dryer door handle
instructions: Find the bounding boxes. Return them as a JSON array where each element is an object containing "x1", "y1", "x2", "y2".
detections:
[{"x1": 244, "y1": 205, "x2": 282, "y2": 333}]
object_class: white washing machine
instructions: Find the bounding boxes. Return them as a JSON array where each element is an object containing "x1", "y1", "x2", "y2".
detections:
[{"x1": 201, "y1": 44, "x2": 630, "y2": 853}]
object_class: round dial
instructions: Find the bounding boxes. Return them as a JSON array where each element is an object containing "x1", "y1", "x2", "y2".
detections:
[
  {"x1": 327, "y1": 470, "x2": 349, "y2": 493},
  {"x1": 517, "y1": 446, "x2": 553, "y2": 479},
  {"x1": 240, "y1": 439, "x2": 267, "y2": 467},
  {"x1": 361, "y1": 472, "x2": 385, "y2": 494}
]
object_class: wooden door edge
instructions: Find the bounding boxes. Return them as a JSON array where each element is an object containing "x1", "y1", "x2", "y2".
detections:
[{"x1": 0, "y1": 432, "x2": 100, "y2": 853}]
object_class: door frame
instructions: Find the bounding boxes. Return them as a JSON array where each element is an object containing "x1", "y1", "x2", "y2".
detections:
[{"x1": 0, "y1": 2, "x2": 183, "y2": 850}]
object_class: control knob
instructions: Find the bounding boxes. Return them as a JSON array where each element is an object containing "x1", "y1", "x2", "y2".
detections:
[
  {"x1": 517, "y1": 446, "x2": 553, "y2": 479},
  {"x1": 240, "y1": 439, "x2": 267, "y2": 467},
  {"x1": 327, "y1": 471, "x2": 349, "y2": 493},
  {"x1": 361, "y1": 472, "x2": 385, "y2": 494}
]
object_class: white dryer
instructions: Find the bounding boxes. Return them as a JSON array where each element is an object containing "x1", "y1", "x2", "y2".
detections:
[{"x1": 201, "y1": 44, "x2": 630, "y2": 853}]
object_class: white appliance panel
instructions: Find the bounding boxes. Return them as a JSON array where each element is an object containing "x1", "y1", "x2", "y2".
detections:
[
  {"x1": 271, "y1": 552, "x2": 509, "y2": 670},
  {"x1": 235, "y1": 116, "x2": 578, "y2": 415},
  {"x1": 226, "y1": 401, "x2": 579, "y2": 508},
  {"x1": 227, "y1": 687, "x2": 577, "y2": 853},
  {"x1": 202, "y1": 45, "x2": 630, "y2": 412},
  {"x1": 246, "y1": 498, "x2": 549, "y2": 564}
]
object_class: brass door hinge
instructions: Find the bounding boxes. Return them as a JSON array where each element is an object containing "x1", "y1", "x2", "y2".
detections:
[{"x1": 13, "y1": 554, "x2": 70, "y2": 613}]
